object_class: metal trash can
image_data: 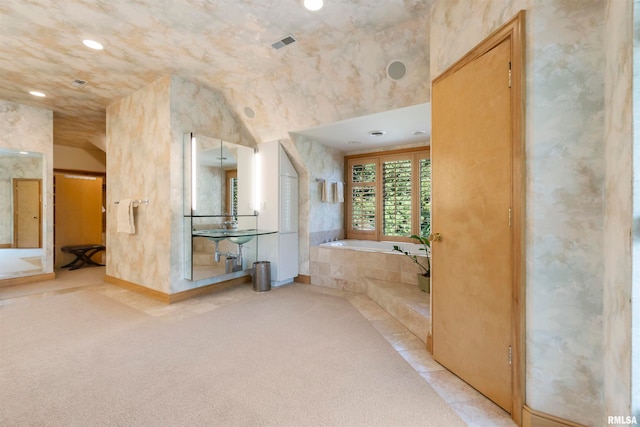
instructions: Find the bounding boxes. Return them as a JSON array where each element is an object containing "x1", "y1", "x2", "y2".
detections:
[
  {"x1": 225, "y1": 255, "x2": 237, "y2": 274},
  {"x1": 252, "y1": 261, "x2": 271, "y2": 292}
]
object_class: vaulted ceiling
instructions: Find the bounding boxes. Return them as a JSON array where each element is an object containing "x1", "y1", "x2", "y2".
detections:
[{"x1": 0, "y1": 0, "x2": 431, "y2": 151}]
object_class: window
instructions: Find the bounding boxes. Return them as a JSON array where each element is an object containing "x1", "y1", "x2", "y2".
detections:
[
  {"x1": 350, "y1": 160, "x2": 376, "y2": 232},
  {"x1": 345, "y1": 147, "x2": 430, "y2": 242}
]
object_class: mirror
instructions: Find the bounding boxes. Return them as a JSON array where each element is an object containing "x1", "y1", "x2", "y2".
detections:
[
  {"x1": 0, "y1": 148, "x2": 45, "y2": 280},
  {"x1": 183, "y1": 133, "x2": 263, "y2": 282},
  {"x1": 184, "y1": 134, "x2": 255, "y2": 217}
]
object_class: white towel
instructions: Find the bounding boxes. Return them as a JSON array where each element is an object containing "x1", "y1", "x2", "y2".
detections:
[
  {"x1": 334, "y1": 181, "x2": 344, "y2": 203},
  {"x1": 321, "y1": 180, "x2": 331, "y2": 203},
  {"x1": 117, "y1": 199, "x2": 135, "y2": 234}
]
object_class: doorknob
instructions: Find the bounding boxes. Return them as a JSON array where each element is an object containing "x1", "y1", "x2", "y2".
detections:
[{"x1": 428, "y1": 232, "x2": 442, "y2": 242}]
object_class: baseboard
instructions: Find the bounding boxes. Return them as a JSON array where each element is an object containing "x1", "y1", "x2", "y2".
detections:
[
  {"x1": 104, "y1": 274, "x2": 252, "y2": 304},
  {"x1": 0, "y1": 243, "x2": 11, "y2": 248},
  {"x1": 104, "y1": 275, "x2": 170, "y2": 303},
  {"x1": 426, "y1": 333, "x2": 432, "y2": 353},
  {"x1": 295, "y1": 274, "x2": 311, "y2": 284},
  {"x1": 169, "y1": 275, "x2": 251, "y2": 303},
  {"x1": 522, "y1": 405, "x2": 587, "y2": 427},
  {"x1": 0, "y1": 272, "x2": 56, "y2": 288}
]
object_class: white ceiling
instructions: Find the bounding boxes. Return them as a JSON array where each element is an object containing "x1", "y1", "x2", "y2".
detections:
[
  {"x1": 0, "y1": 0, "x2": 432, "y2": 152},
  {"x1": 292, "y1": 102, "x2": 430, "y2": 152}
]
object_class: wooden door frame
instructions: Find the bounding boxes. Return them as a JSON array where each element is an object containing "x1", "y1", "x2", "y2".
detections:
[
  {"x1": 431, "y1": 11, "x2": 525, "y2": 424},
  {"x1": 12, "y1": 178, "x2": 43, "y2": 248}
]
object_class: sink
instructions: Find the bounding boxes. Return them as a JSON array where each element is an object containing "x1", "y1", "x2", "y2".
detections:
[
  {"x1": 193, "y1": 228, "x2": 274, "y2": 244},
  {"x1": 228, "y1": 235, "x2": 254, "y2": 245},
  {"x1": 193, "y1": 229, "x2": 229, "y2": 242},
  {"x1": 228, "y1": 229, "x2": 257, "y2": 245}
]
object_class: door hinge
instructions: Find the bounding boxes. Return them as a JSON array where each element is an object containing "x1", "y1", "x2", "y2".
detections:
[
  {"x1": 508, "y1": 62, "x2": 512, "y2": 88},
  {"x1": 508, "y1": 346, "x2": 512, "y2": 365},
  {"x1": 508, "y1": 207, "x2": 512, "y2": 226}
]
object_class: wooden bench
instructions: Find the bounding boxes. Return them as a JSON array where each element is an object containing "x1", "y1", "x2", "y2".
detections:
[{"x1": 60, "y1": 244, "x2": 106, "y2": 270}]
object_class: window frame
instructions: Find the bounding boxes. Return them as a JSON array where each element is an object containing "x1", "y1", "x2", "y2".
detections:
[{"x1": 345, "y1": 147, "x2": 430, "y2": 242}]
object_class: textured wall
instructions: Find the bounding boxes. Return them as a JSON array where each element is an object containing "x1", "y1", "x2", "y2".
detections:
[
  {"x1": 106, "y1": 76, "x2": 173, "y2": 292},
  {"x1": 604, "y1": 0, "x2": 633, "y2": 418},
  {"x1": 430, "y1": 1, "x2": 606, "y2": 424},
  {"x1": 0, "y1": 100, "x2": 53, "y2": 275},
  {"x1": 107, "y1": 76, "x2": 257, "y2": 294},
  {"x1": 295, "y1": 136, "x2": 345, "y2": 246},
  {"x1": 633, "y1": 0, "x2": 640, "y2": 417}
]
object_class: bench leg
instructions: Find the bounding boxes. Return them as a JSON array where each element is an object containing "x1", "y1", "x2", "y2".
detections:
[{"x1": 62, "y1": 248, "x2": 105, "y2": 270}]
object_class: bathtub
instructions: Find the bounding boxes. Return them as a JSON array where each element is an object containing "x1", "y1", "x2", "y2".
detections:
[
  {"x1": 312, "y1": 239, "x2": 429, "y2": 293},
  {"x1": 319, "y1": 239, "x2": 428, "y2": 257}
]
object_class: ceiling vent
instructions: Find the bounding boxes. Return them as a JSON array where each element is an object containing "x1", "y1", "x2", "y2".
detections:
[
  {"x1": 271, "y1": 34, "x2": 297, "y2": 50},
  {"x1": 71, "y1": 79, "x2": 88, "y2": 88}
]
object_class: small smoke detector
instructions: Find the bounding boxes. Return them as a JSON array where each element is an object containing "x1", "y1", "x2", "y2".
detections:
[
  {"x1": 271, "y1": 34, "x2": 297, "y2": 50},
  {"x1": 71, "y1": 79, "x2": 88, "y2": 88}
]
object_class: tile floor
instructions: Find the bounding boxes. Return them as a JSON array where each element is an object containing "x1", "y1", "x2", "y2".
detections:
[{"x1": 0, "y1": 268, "x2": 516, "y2": 426}]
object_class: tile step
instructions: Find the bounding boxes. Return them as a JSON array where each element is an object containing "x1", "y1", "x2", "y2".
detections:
[{"x1": 365, "y1": 278, "x2": 430, "y2": 344}]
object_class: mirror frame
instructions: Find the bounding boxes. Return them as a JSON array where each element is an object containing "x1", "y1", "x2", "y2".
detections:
[{"x1": 0, "y1": 147, "x2": 48, "y2": 281}]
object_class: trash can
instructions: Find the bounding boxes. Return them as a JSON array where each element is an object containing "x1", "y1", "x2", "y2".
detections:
[
  {"x1": 225, "y1": 255, "x2": 237, "y2": 274},
  {"x1": 252, "y1": 261, "x2": 271, "y2": 292}
]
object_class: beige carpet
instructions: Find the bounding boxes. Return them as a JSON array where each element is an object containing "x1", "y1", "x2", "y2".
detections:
[{"x1": 0, "y1": 285, "x2": 465, "y2": 426}]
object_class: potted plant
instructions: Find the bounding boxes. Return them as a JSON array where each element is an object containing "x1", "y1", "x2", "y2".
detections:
[{"x1": 393, "y1": 234, "x2": 431, "y2": 293}]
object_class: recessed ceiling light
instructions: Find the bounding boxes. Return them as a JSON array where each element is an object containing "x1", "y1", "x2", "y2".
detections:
[
  {"x1": 412, "y1": 130, "x2": 426, "y2": 135},
  {"x1": 29, "y1": 91, "x2": 46, "y2": 97},
  {"x1": 82, "y1": 39, "x2": 103, "y2": 50},
  {"x1": 303, "y1": 0, "x2": 323, "y2": 11},
  {"x1": 368, "y1": 130, "x2": 386, "y2": 137},
  {"x1": 19, "y1": 151, "x2": 29, "y2": 155}
]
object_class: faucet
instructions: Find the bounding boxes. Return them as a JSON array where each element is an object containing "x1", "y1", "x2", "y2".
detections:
[{"x1": 223, "y1": 219, "x2": 238, "y2": 229}]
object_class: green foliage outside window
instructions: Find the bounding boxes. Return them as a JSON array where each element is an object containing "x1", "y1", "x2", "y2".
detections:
[{"x1": 420, "y1": 159, "x2": 431, "y2": 236}]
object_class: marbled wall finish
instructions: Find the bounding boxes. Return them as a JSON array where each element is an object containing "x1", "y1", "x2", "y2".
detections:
[
  {"x1": 107, "y1": 75, "x2": 257, "y2": 294},
  {"x1": 294, "y1": 135, "x2": 345, "y2": 247},
  {"x1": 0, "y1": 100, "x2": 53, "y2": 275},
  {"x1": 604, "y1": 0, "x2": 633, "y2": 418},
  {"x1": 633, "y1": 0, "x2": 640, "y2": 417},
  {"x1": 223, "y1": 14, "x2": 431, "y2": 143},
  {"x1": 0, "y1": 156, "x2": 42, "y2": 245},
  {"x1": 106, "y1": 76, "x2": 173, "y2": 293},
  {"x1": 431, "y1": 1, "x2": 606, "y2": 424}
]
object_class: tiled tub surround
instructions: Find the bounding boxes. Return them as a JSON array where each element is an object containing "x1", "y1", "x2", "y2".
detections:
[{"x1": 310, "y1": 240, "x2": 429, "y2": 293}]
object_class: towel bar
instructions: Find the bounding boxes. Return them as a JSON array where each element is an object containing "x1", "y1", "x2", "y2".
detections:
[{"x1": 114, "y1": 199, "x2": 149, "y2": 206}]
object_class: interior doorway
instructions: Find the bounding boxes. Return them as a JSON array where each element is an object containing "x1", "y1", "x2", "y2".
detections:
[
  {"x1": 54, "y1": 173, "x2": 105, "y2": 268},
  {"x1": 430, "y1": 12, "x2": 525, "y2": 423},
  {"x1": 13, "y1": 178, "x2": 42, "y2": 248}
]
